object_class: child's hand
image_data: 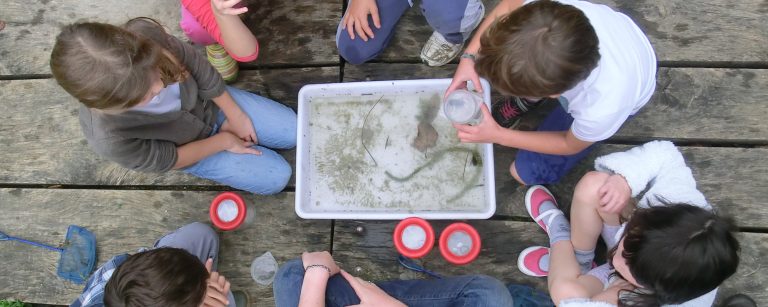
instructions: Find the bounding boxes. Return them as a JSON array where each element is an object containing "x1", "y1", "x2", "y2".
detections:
[
  {"x1": 200, "y1": 258, "x2": 231, "y2": 307},
  {"x1": 453, "y1": 104, "x2": 502, "y2": 143},
  {"x1": 446, "y1": 57, "x2": 483, "y2": 97},
  {"x1": 301, "y1": 251, "x2": 341, "y2": 276},
  {"x1": 220, "y1": 112, "x2": 258, "y2": 144},
  {"x1": 221, "y1": 132, "x2": 261, "y2": 155},
  {"x1": 597, "y1": 174, "x2": 631, "y2": 214},
  {"x1": 211, "y1": 0, "x2": 248, "y2": 16},
  {"x1": 340, "y1": 270, "x2": 406, "y2": 307},
  {"x1": 342, "y1": 0, "x2": 381, "y2": 41}
]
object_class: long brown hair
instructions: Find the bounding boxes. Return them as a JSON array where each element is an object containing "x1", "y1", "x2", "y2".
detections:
[
  {"x1": 475, "y1": 0, "x2": 600, "y2": 97},
  {"x1": 50, "y1": 18, "x2": 185, "y2": 109}
]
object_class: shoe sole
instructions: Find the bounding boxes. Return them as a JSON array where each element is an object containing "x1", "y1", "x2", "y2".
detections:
[
  {"x1": 525, "y1": 185, "x2": 556, "y2": 233},
  {"x1": 517, "y1": 246, "x2": 549, "y2": 277}
]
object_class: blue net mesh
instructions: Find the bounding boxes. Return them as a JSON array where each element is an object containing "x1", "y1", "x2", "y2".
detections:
[{"x1": 57, "y1": 225, "x2": 97, "y2": 284}]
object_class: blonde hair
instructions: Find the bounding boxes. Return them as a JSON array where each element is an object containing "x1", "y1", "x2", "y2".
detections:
[{"x1": 50, "y1": 18, "x2": 186, "y2": 109}]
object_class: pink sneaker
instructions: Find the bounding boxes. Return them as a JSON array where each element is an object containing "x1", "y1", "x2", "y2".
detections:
[
  {"x1": 518, "y1": 246, "x2": 549, "y2": 277},
  {"x1": 525, "y1": 185, "x2": 561, "y2": 233}
]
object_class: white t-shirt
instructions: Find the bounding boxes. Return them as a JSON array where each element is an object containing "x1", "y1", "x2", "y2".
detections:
[
  {"x1": 523, "y1": 0, "x2": 657, "y2": 142},
  {"x1": 131, "y1": 82, "x2": 182, "y2": 114}
]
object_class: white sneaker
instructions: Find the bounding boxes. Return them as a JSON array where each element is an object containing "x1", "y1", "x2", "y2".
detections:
[{"x1": 420, "y1": 31, "x2": 463, "y2": 67}]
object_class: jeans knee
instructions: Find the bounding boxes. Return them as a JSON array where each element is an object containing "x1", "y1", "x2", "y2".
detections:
[
  {"x1": 465, "y1": 275, "x2": 514, "y2": 304},
  {"x1": 179, "y1": 222, "x2": 219, "y2": 246},
  {"x1": 274, "y1": 259, "x2": 304, "y2": 292},
  {"x1": 337, "y1": 35, "x2": 385, "y2": 65},
  {"x1": 259, "y1": 161, "x2": 292, "y2": 195}
]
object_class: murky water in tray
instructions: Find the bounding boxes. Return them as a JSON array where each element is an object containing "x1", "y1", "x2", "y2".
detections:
[{"x1": 308, "y1": 91, "x2": 487, "y2": 212}]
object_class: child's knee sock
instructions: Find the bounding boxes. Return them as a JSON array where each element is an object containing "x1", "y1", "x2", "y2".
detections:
[
  {"x1": 574, "y1": 248, "x2": 595, "y2": 274},
  {"x1": 601, "y1": 223, "x2": 623, "y2": 249},
  {"x1": 539, "y1": 200, "x2": 571, "y2": 246}
]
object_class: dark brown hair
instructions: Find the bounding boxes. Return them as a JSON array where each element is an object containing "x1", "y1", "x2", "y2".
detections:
[
  {"x1": 104, "y1": 247, "x2": 209, "y2": 307},
  {"x1": 609, "y1": 202, "x2": 740, "y2": 306},
  {"x1": 50, "y1": 18, "x2": 185, "y2": 109},
  {"x1": 475, "y1": 0, "x2": 600, "y2": 97}
]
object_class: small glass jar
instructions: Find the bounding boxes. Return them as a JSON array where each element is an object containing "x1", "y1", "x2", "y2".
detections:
[
  {"x1": 439, "y1": 222, "x2": 481, "y2": 265},
  {"x1": 393, "y1": 217, "x2": 435, "y2": 258},
  {"x1": 443, "y1": 89, "x2": 484, "y2": 125}
]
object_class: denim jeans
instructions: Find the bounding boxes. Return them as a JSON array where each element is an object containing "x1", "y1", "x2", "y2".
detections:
[
  {"x1": 336, "y1": 0, "x2": 484, "y2": 64},
  {"x1": 183, "y1": 86, "x2": 297, "y2": 195},
  {"x1": 274, "y1": 259, "x2": 514, "y2": 307}
]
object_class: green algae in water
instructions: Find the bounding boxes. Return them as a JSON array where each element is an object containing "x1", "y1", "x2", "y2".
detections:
[{"x1": 308, "y1": 92, "x2": 487, "y2": 212}]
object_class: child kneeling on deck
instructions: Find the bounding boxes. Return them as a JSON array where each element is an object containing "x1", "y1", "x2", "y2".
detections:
[
  {"x1": 50, "y1": 18, "x2": 296, "y2": 195},
  {"x1": 447, "y1": 0, "x2": 656, "y2": 186},
  {"x1": 517, "y1": 141, "x2": 740, "y2": 306},
  {"x1": 71, "y1": 223, "x2": 247, "y2": 307}
]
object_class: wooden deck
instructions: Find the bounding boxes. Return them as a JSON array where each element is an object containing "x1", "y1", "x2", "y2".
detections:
[{"x1": 1, "y1": 0, "x2": 766, "y2": 305}]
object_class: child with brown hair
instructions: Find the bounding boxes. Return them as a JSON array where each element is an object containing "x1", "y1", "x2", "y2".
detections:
[
  {"x1": 50, "y1": 18, "x2": 296, "y2": 195},
  {"x1": 447, "y1": 0, "x2": 656, "y2": 186}
]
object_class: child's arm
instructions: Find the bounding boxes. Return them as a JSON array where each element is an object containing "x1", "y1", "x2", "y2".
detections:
[
  {"x1": 447, "y1": 0, "x2": 525, "y2": 93},
  {"x1": 594, "y1": 141, "x2": 709, "y2": 210},
  {"x1": 173, "y1": 131, "x2": 260, "y2": 169},
  {"x1": 210, "y1": 90, "x2": 257, "y2": 143},
  {"x1": 210, "y1": 0, "x2": 259, "y2": 60},
  {"x1": 454, "y1": 104, "x2": 593, "y2": 155},
  {"x1": 298, "y1": 252, "x2": 341, "y2": 307}
]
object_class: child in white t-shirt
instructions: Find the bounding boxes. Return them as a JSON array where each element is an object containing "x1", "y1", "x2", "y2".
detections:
[{"x1": 447, "y1": 0, "x2": 656, "y2": 185}]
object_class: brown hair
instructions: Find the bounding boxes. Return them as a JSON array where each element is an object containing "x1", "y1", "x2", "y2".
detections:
[
  {"x1": 104, "y1": 247, "x2": 209, "y2": 307},
  {"x1": 50, "y1": 18, "x2": 185, "y2": 109},
  {"x1": 475, "y1": 0, "x2": 600, "y2": 97}
]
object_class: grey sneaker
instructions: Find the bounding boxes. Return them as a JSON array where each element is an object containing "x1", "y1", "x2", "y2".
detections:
[
  {"x1": 420, "y1": 31, "x2": 463, "y2": 67},
  {"x1": 233, "y1": 290, "x2": 250, "y2": 307}
]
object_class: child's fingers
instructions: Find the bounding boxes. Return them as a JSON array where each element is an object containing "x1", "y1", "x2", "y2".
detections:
[
  {"x1": 224, "y1": 7, "x2": 248, "y2": 15},
  {"x1": 361, "y1": 20, "x2": 375, "y2": 39},
  {"x1": 204, "y1": 258, "x2": 214, "y2": 273},
  {"x1": 371, "y1": 7, "x2": 381, "y2": 28},
  {"x1": 204, "y1": 285, "x2": 229, "y2": 306},
  {"x1": 354, "y1": 19, "x2": 369, "y2": 41},
  {"x1": 340, "y1": 270, "x2": 365, "y2": 293},
  {"x1": 346, "y1": 19, "x2": 356, "y2": 39},
  {"x1": 245, "y1": 147, "x2": 262, "y2": 155},
  {"x1": 471, "y1": 76, "x2": 484, "y2": 93}
]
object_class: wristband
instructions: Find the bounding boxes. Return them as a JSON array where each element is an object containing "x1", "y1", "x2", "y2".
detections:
[
  {"x1": 460, "y1": 52, "x2": 477, "y2": 61},
  {"x1": 304, "y1": 264, "x2": 332, "y2": 276}
]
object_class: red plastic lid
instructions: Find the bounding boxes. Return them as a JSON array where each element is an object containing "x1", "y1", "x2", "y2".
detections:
[
  {"x1": 393, "y1": 217, "x2": 434, "y2": 258},
  {"x1": 210, "y1": 192, "x2": 246, "y2": 231},
  {"x1": 439, "y1": 222, "x2": 481, "y2": 265}
]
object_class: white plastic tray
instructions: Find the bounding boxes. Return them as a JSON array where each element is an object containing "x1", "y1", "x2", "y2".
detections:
[{"x1": 296, "y1": 79, "x2": 495, "y2": 220}]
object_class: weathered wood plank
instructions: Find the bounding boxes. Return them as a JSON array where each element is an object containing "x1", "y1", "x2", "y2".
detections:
[
  {"x1": 493, "y1": 145, "x2": 768, "y2": 229},
  {"x1": 0, "y1": 189, "x2": 326, "y2": 306},
  {"x1": 0, "y1": 0, "x2": 340, "y2": 75},
  {"x1": 0, "y1": 67, "x2": 338, "y2": 186},
  {"x1": 376, "y1": 0, "x2": 768, "y2": 63},
  {"x1": 332, "y1": 220, "x2": 768, "y2": 306},
  {"x1": 345, "y1": 65, "x2": 768, "y2": 143}
]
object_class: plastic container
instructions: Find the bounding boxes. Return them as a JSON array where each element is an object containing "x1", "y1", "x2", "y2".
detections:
[
  {"x1": 443, "y1": 89, "x2": 483, "y2": 125},
  {"x1": 393, "y1": 217, "x2": 435, "y2": 258},
  {"x1": 296, "y1": 79, "x2": 496, "y2": 220},
  {"x1": 209, "y1": 192, "x2": 255, "y2": 231},
  {"x1": 251, "y1": 251, "x2": 278, "y2": 286},
  {"x1": 439, "y1": 223, "x2": 481, "y2": 265}
]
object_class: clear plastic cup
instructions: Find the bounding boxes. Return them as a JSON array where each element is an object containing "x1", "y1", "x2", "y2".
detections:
[
  {"x1": 251, "y1": 251, "x2": 278, "y2": 286},
  {"x1": 443, "y1": 89, "x2": 483, "y2": 125}
]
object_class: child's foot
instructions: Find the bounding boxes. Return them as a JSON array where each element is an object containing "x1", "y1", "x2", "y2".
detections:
[
  {"x1": 206, "y1": 44, "x2": 239, "y2": 83},
  {"x1": 518, "y1": 246, "x2": 550, "y2": 277},
  {"x1": 525, "y1": 185, "x2": 571, "y2": 245},
  {"x1": 491, "y1": 96, "x2": 550, "y2": 128},
  {"x1": 420, "y1": 31, "x2": 463, "y2": 67}
]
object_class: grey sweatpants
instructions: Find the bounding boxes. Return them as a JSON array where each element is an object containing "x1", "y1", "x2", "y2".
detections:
[{"x1": 154, "y1": 222, "x2": 236, "y2": 307}]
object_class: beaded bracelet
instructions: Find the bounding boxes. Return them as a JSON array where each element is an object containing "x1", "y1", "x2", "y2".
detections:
[
  {"x1": 460, "y1": 52, "x2": 477, "y2": 61},
  {"x1": 304, "y1": 264, "x2": 332, "y2": 276}
]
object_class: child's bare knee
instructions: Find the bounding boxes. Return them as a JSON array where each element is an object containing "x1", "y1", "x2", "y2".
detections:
[
  {"x1": 549, "y1": 279, "x2": 592, "y2": 305},
  {"x1": 509, "y1": 161, "x2": 526, "y2": 185},
  {"x1": 573, "y1": 171, "x2": 610, "y2": 206}
]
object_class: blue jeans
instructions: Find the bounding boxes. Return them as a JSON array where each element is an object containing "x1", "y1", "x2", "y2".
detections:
[
  {"x1": 336, "y1": 0, "x2": 484, "y2": 64},
  {"x1": 183, "y1": 87, "x2": 297, "y2": 195},
  {"x1": 274, "y1": 259, "x2": 514, "y2": 307}
]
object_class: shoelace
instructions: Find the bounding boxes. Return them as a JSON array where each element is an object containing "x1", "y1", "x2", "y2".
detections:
[{"x1": 397, "y1": 255, "x2": 444, "y2": 279}]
